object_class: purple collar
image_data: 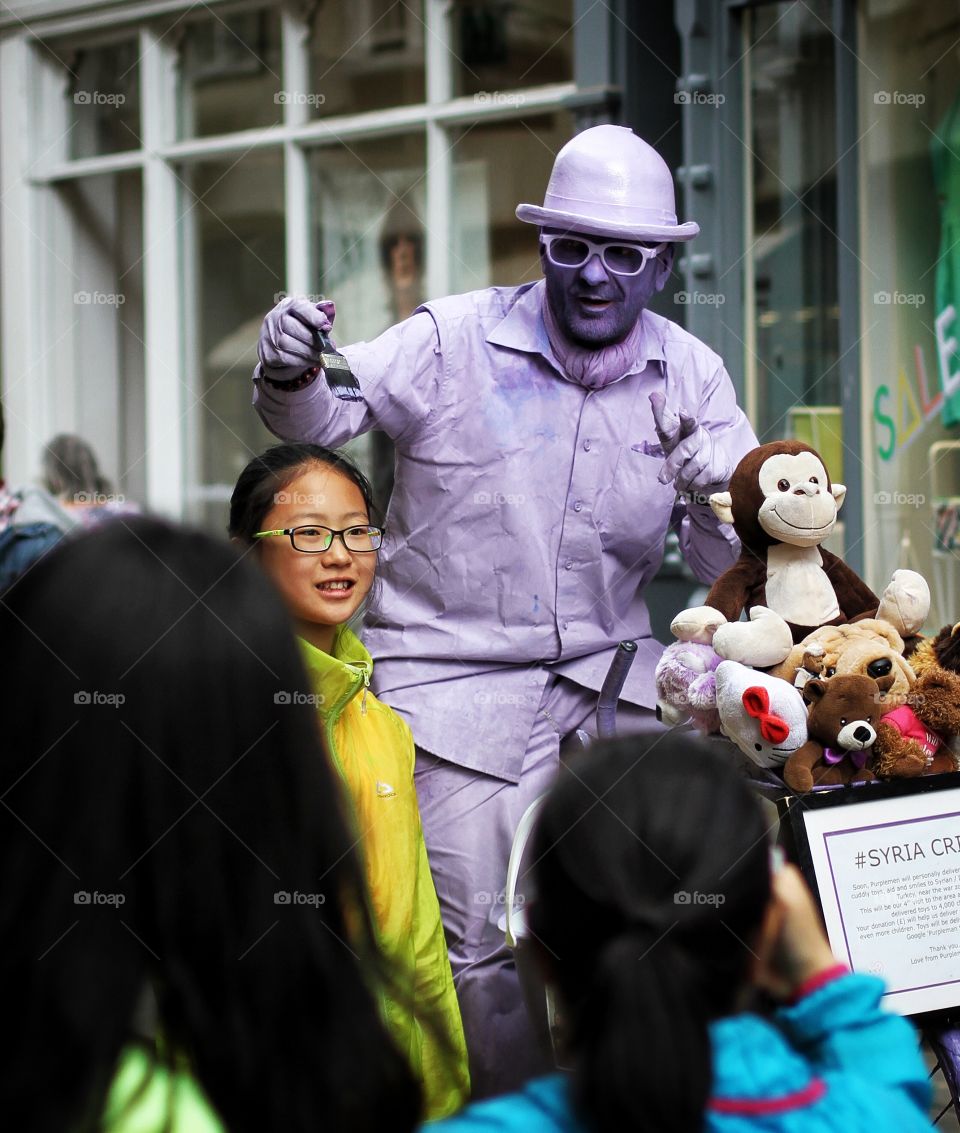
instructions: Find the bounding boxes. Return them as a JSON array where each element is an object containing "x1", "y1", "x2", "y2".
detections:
[{"x1": 484, "y1": 280, "x2": 665, "y2": 370}]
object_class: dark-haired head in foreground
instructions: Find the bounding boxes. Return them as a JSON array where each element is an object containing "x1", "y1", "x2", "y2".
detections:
[
  {"x1": 530, "y1": 734, "x2": 771, "y2": 1133},
  {"x1": 0, "y1": 517, "x2": 419, "y2": 1131}
]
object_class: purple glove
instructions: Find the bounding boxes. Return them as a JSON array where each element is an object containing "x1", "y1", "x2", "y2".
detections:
[
  {"x1": 257, "y1": 296, "x2": 338, "y2": 384},
  {"x1": 649, "y1": 390, "x2": 734, "y2": 495}
]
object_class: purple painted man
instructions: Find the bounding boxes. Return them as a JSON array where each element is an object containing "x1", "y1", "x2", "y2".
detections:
[{"x1": 253, "y1": 125, "x2": 758, "y2": 1096}]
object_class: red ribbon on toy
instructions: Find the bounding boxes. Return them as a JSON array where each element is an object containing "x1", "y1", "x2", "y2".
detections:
[{"x1": 742, "y1": 686, "x2": 790, "y2": 744}]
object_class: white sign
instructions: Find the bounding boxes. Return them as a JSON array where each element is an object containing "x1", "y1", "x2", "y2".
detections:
[{"x1": 801, "y1": 787, "x2": 960, "y2": 1015}]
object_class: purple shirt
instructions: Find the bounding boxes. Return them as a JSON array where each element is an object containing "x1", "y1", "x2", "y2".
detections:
[{"x1": 254, "y1": 281, "x2": 757, "y2": 780}]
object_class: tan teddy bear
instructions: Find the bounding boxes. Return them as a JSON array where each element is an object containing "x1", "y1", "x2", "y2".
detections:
[{"x1": 767, "y1": 619, "x2": 915, "y2": 710}]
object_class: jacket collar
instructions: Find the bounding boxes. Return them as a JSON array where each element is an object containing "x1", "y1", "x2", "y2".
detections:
[
  {"x1": 708, "y1": 1012, "x2": 817, "y2": 1110},
  {"x1": 298, "y1": 627, "x2": 372, "y2": 720},
  {"x1": 484, "y1": 279, "x2": 667, "y2": 375}
]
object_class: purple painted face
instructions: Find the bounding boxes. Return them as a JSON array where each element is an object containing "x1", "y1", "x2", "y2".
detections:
[{"x1": 541, "y1": 228, "x2": 673, "y2": 347}]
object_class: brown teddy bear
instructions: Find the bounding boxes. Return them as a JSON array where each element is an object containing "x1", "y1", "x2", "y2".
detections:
[
  {"x1": 769, "y1": 619, "x2": 915, "y2": 710},
  {"x1": 873, "y1": 623, "x2": 960, "y2": 779},
  {"x1": 783, "y1": 674, "x2": 882, "y2": 794}
]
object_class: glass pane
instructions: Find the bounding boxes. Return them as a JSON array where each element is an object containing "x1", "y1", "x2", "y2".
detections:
[
  {"x1": 60, "y1": 41, "x2": 141, "y2": 158},
  {"x1": 181, "y1": 151, "x2": 285, "y2": 530},
  {"x1": 53, "y1": 171, "x2": 146, "y2": 509},
  {"x1": 747, "y1": 1, "x2": 839, "y2": 462},
  {"x1": 307, "y1": 134, "x2": 426, "y2": 507},
  {"x1": 451, "y1": 0, "x2": 573, "y2": 98},
  {"x1": 860, "y1": 0, "x2": 960, "y2": 624},
  {"x1": 308, "y1": 134, "x2": 426, "y2": 345},
  {"x1": 450, "y1": 110, "x2": 574, "y2": 293},
  {"x1": 177, "y1": 10, "x2": 282, "y2": 139},
  {"x1": 306, "y1": 0, "x2": 425, "y2": 119}
]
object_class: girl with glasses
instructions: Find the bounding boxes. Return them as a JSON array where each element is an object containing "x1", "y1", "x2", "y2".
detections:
[{"x1": 229, "y1": 443, "x2": 469, "y2": 1120}]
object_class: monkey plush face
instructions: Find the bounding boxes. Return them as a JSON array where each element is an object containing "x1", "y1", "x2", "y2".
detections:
[
  {"x1": 709, "y1": 440, "x2": 846, "y2": 551},
  {"x1": 756, "y1": 451, "x2": 844, "y2": 547}
]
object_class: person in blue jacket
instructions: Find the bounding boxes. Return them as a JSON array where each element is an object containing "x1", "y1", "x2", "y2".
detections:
[{"x1": 430, "y1": 733, "x2": 935, "y2": 1133}]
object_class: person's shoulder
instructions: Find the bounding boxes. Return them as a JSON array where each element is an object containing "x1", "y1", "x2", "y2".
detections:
[
  {"x1": 420, "y1": 283, "x2": 538, "y2": 326},
  {"x1": 427, "y1": 1075, "x2": 578, "y2": 1133},
  {"x1": 645, "y1": 309, "x2": 725, "y2": 373},
  {"x1": 12, "y1": 486, "x2": 79, "y2": 532}
]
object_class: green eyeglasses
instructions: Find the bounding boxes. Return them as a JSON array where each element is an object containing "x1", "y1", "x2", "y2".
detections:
[{"x1": 253, "y1": 524, "x2": 384, "y2": 553}]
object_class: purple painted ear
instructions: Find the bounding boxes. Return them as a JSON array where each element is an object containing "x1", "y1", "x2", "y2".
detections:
[{"x1": 803, "y1": 679, "x2": 827, "y2": 705}]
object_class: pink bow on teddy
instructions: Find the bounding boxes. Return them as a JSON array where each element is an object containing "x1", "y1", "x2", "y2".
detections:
[{"x1": 742, "y1": 686, "x2": 790, "y2": 744}]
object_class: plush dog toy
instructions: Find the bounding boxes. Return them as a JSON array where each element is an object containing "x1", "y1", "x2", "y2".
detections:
[
  {"x1": 769, "y1": 619, "x2": 915, "y2": 709},
  {"x1": 670, "y1": 441, "x2": 930, "y2": 667},
  {"x1": 654, "y1": 641, "x2": 722, "y2": 732},
  {"x1": 715, "y1": 661, "x2": 808, "y2": 768},
  {"x1": 783, "y1": 675, "x2": 881, "y2": 793},
  {"x1": 874, "y1": 623, "x2": 960, "y2": 778}
]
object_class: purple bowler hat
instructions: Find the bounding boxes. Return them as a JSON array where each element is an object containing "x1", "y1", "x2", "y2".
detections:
[{"x1": 516, "y1": 124, "x2": 699, "y2": 243}]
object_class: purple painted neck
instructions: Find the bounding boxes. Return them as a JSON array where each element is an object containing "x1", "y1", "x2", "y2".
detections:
[{"x1": 541, "y1": 293, "x2": 647, "y2": 390}]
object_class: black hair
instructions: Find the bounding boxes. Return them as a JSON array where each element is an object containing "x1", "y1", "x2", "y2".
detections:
[
  {"x1": 529, "y1": 733, "x2": 771, "y2": 1133},
  {"x1": 0, "y1": 517, "x2": 420, "y2": 1131},
  {"x1": 378, "y1": 198, "x2": 424, "y2": 275},
  {"x1": 228, "y1": 443, "x2": 380, "y2": 545},
  {"x1": 43, "y1": 433, "x2": 112, "y2": 500}
]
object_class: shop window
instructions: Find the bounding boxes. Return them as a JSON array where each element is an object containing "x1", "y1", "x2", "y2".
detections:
[
  {"x1": 181, "y1": 150, "x2": 285, "y2": 530},
  {"x1": 55, "y1": 39, "x2": 142, "y2": 158},
  {"x1": 52, "y1": 170, "x2": 145, "y2": 505},
  {"x1": 746, "y1": 0, "x2": 840, "y2": 464},
  {"x1": 306, "y1": 0, "x2": 425, "y2": 119},
  {"x1": 860, "y1": 0, "x2": 960, "y2": 622},
  {"x1": 305, "y1": 134, "x2": 425, "y2": 508},
  {"x1": 177, "y1": 9, "x2": 283, "y2": 138},
  {"x1": 451, "y1": 0, "x2": 573, "y2": 98},
  {"x1": 449, "y1": 110, "x2": 574, "y2": 293},
  {"x1": 308, "y1": 134, "x2": 426, "y2": 344}
]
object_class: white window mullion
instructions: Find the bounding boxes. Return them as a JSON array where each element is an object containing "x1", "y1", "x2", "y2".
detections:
[
  {"x1": 281, "y1": 4, "x2": 311, "y2": 296},
  {"x1": 1, "y1": 35, "x2": 58, "y2": 485},
  {"x1": 140, "y1": 26, "x2": 183, "y2": 518},
  {"x1": 424, "y1": 0, "x2": 452, "y2": 302}
]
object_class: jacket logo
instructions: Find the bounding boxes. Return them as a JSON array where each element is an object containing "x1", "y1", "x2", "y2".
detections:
[{"x1": 376, "y1": 780, "x2": 396, "y2": 799}]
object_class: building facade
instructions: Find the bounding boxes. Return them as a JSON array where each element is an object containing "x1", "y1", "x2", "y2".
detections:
[{"x1": 1, "y1": 0, "x2": 958, "y2": 624}]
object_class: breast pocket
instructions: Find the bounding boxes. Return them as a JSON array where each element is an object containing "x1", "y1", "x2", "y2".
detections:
[{"x1": 597, "y1": 443, "x2": 678, "y2": 556}]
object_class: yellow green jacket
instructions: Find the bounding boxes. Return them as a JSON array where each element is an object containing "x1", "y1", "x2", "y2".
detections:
[
  {"x1": 300, "y1": 627, "x2": 470, "y2": 1120},
  {"x1": 100, "y1": 627, "x2": 469, "y2": 1131},
  {"x1": 104, "y1": 1047, "x2": 221, "y2": 1133}
]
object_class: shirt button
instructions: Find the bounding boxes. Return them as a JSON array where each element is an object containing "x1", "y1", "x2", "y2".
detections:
[
  {"x1": 583, "y1": 440, "x2": 592, "y2": 451},
  {"x1": 562, "y1": 620, "x2": 569, "y2": 631},
  {"x1": 573, "y1": 500, "x2": 582, "y2": 512},
  {"x1": 565, "y1": 560, "x2": 573, "y2": 570}
]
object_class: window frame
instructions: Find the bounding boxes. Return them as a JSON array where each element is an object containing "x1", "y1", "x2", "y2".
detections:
[{"x1": 1, "y1": 0, "x2": 610, "y2": 518}]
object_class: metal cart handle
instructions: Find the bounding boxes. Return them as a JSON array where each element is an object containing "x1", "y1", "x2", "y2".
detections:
[{"x1": 596, "y1": 640, "x2": 639, "y2": 740}]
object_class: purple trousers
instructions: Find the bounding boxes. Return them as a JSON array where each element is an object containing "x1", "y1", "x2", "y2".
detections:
[{"x1": 413, "y1": 674, "x2": 661, "y2": 1099}]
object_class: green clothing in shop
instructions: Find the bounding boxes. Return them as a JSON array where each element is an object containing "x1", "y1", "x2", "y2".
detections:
[
  {"x1": 299, "y1": 627, "x2": 470, "y2": 1120},
  {"x1": 932, "y1": 92, "x2": 960, "y2": 425}
]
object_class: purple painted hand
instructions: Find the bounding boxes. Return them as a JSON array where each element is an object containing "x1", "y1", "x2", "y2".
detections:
[
  {"x1": 649, "y1": 390, "x2": 734, "y2": 495},
  {"x1": 257, "y1": 296, "x2": 338, "y2": 384}
]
